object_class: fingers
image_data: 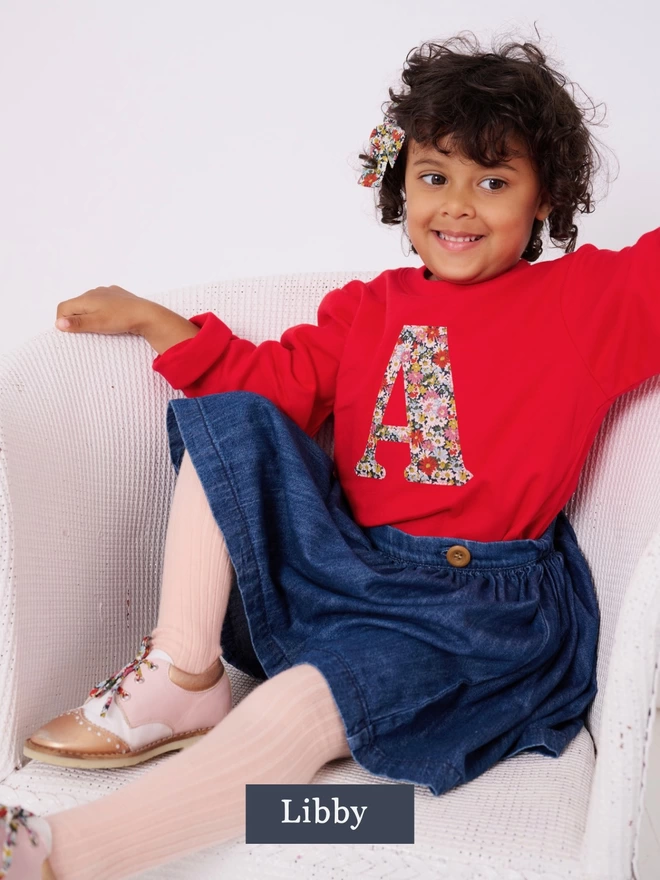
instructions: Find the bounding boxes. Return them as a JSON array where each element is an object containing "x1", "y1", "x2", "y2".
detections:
[
  {"x1": 55, "y1": 288, "x2": 105, "y2": 332},
  {"x1": 55, "y1": 300, "x2": 87, "y2": 331},
  {"x1": 56, "y1": 295, "x2": 87, "y2": 320},
  {"x1": 54, "y1": 286, "x2": 133, "y2": 334},
  {"x1": 56, "y1": 314, "x2": 83, "y2": 331}
]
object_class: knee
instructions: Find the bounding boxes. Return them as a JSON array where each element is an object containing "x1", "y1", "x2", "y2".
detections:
[
  {"x1": 224, "y1": 390, "x2": 277, "y2": 415},
  {"x1": 241, "y1": 664, "x2": 352, "y2": 761},
  {"x1": 287, "y1": 663, "x2": 352, "y2": 760}
]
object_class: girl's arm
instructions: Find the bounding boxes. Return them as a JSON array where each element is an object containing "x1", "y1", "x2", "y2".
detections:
[
  {"x1": 135, "y1": 302, "x2": 201, "y2": 355},
  {"x1": 144, "y1": 280, "x2": 365, "y2": 438},
  {"x1": 560, "y1": 226, "x2": 660, "y2": 400}
]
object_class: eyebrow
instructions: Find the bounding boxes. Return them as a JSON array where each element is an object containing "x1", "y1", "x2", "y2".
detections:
[{"x1": 412, "y1": 156, "x2": 519, "y2": 173}]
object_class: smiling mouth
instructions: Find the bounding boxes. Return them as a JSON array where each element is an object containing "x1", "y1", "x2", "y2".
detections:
[
  {"x1": 433, "y1": 230, "x2": 486, "y2": 252},
  {"x1": 434, "y1": 231, "x2": 485, "y2": 242}
]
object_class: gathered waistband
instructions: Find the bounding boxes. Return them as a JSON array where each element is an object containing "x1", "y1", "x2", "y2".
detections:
[{"x1": 365, "y1": 512, "x2": 560, "y2": 570}]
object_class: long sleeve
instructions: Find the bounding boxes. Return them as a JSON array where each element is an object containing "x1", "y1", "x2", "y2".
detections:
[
  {"x1": 152, "y1": 279, "x2": 365, "y2": 437},
  {"x1": 559, "y1": 227, "x2": 660, "y2": 400}
]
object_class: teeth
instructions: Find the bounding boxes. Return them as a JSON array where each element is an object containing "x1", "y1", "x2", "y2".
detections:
[{"x1": 437, "y1": 232, "x2": 482, "y2": 242}]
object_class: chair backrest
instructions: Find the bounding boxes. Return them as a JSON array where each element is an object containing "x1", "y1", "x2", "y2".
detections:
[
  {"x1": 150, "y1": 269, "x2": 660, "y2": 752},
  {"x1": 562, "y1": 379, "x2": 660, "y2": 744}
]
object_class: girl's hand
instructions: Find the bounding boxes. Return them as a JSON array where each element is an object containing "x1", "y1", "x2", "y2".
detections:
[{"x1": 55, "y1": 286, "x2": 150, "y2": 335}]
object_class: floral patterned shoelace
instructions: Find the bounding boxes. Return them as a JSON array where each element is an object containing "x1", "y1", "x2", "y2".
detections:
[
  {"x1": 88, "y1": 634, "x2": 158, "y2": 718},
  {"x1": 0, "y1": 804, "x2": 41, "y2": 878}
]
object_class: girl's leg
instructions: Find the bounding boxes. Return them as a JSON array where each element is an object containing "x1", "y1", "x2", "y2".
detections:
[
  {"x1": 150, "y1": 448, "x2": 236, "y2": 674},
  {"x1": 45, "y1": 447, "x2": 352, "y2": 878},
  {"x1": 46, "y1": 662, "x2": 352, "y2": 880}
]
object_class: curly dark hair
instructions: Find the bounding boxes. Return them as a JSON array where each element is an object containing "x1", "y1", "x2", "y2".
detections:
[{"x1": 358, "y1": 25, "x2": 613, "y2": 262}]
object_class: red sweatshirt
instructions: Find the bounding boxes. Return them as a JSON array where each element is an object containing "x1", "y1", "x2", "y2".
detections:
[{"x1": 152, "y1": 228, "x2": 660, "y2": 542}]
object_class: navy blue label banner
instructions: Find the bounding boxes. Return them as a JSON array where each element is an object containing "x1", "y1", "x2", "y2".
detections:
[{"x1": 245, "y1": 783, "x2": 414, "y2": 843}]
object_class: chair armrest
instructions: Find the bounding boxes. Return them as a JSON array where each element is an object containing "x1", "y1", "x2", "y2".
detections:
[
  {"x1": 0, "y1": 324, "x2": 181, "y2": 782},
  {"x1": 580, "y1": 521, "x2": 660, "y2": 878}
]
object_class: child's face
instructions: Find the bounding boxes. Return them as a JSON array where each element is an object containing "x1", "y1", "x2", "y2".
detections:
[{"x1": 403, "y1": 135, "x2": 552, "y2": 284}]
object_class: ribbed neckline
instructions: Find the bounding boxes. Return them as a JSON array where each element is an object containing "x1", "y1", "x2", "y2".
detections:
[{"x1": 400, "y1": 260, "x2": 529, "y2": 296}]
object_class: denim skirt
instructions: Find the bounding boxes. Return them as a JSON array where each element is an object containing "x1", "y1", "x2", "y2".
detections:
[{"x1": 165, "y1": 391, "x2": 600, "y2": 797}]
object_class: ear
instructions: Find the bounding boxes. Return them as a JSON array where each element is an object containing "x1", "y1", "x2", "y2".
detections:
[{"x1": 536, "y1": 189, "x2": 552, "y2": 222}]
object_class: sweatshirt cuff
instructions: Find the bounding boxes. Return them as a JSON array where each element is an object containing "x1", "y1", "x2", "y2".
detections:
[{"x1": 151, "y1": 311, "x2": 234, "y2": 390}]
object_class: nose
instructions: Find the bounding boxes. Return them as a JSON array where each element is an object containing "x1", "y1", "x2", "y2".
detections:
[{"x1": 437, "y1": 183, "x2": 477, "y2": 220}]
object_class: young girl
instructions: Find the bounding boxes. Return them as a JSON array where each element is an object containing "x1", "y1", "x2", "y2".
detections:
[{"x1": 3, "y1": 29, "x2": 659, "y2": 880}]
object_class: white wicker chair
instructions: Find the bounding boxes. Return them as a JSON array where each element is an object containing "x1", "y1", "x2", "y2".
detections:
[{"x1": 0, "y1": 270, "x2": 658, "y2": 880}]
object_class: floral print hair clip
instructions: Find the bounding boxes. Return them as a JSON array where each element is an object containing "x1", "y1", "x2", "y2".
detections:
[{"x1": 357, "y1": 117, "x2": 406, "y2": 188}]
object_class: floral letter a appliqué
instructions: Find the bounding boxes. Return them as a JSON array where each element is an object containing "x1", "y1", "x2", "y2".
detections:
[{"x1": 355, "y1": 325, "x2": 474, "y2": 484}]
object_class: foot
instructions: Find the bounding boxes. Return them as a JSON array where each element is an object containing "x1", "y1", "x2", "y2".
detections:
[
  {"x1": 0, "y1": 804, "x2": 52, "y2": 879},
  {"x1": 23, "y1": 635, "x2": 233, "y2": 769}
]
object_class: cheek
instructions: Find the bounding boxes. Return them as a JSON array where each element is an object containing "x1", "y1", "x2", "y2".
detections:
[
  {"x1": 492, "y1": 203, "x2": 531, "y2": 234},
  {"x1": 408, "y1": 197, "x2": 437, "y2": 225}
]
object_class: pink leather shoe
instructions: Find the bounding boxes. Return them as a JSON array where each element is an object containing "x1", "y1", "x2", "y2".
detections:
[
  {"x1": 0, "y1": 804, "x2": 52, "y2": 879},
  {"x1": 23, "y1": 635, "x2": 233, "y2": 769}
]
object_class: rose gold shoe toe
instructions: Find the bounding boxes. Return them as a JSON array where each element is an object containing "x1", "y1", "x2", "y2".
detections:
[{"x1": 26, "y1": 708, "x2": 132, "y2": 763}]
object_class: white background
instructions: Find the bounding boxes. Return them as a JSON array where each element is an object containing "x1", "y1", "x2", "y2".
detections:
[{"x1": 1, "y1": 0, "x2": 657, "y2": 356}]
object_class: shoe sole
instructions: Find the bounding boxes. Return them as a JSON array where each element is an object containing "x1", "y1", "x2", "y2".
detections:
[{"x1": 22, "y1": 728, "x2": 212, "y2": 769}]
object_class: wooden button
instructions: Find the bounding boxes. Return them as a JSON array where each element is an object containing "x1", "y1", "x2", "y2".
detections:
[{"x1": 446, "y1": 545, "x2": 471, "y2": 567}]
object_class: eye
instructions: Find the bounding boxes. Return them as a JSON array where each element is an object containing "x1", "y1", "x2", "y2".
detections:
[
  {"x1": 420, "y1": 173, "x2": 446, "y2": 187},
  {"x1": 419, "y1": 173, "x2": 508, "y2": 192},
  {"x1": 479, "y1": 178, "x2": 507, "y2": 192}
]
